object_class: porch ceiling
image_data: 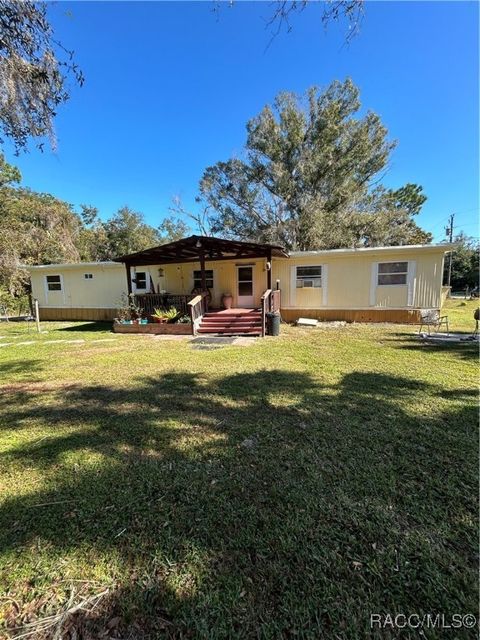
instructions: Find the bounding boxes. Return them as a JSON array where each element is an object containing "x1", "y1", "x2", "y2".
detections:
[{"x1": 114, "y1": 235, "x2": 289, "y2": 266}]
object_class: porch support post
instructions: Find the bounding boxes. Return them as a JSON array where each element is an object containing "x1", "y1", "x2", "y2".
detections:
[
  {"x1": 266, "y1": 249, "x2": 272, "y2": 290},
  {"x1": 125, "y1": 262, "x2": 133, "y2": 295},
  {"x1": 199, "y1": 250, "x2": 207, "y2": 291}
]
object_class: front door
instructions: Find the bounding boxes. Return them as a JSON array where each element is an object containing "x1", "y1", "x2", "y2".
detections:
[{"x1": 237, "y1": 265, "x2": 254, "y2": 307}]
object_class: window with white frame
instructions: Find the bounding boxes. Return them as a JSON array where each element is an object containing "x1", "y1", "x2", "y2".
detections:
[
  {"x1": 133, "y1": 271, "x2": 147, "y2": 289},
  {"x1": 193, "y1": 269, "x2": 214, "y2": 289},
  {"x1": 84, "y1": 273, "x2": 93, "y2": 280},
  {"x1": 377, "y1": 262, "x2": 408, "y2": 286},
  {"x1": 46, "y1": 275, "x2": 62, "y2": 291},
  {"x1": 296, "y1": 266, "x2": 322, "y2": 288}
]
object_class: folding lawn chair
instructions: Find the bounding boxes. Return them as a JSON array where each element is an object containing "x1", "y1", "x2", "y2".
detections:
[{"x1": 419, "y1": 309, "x2": 449, "y2": 335}]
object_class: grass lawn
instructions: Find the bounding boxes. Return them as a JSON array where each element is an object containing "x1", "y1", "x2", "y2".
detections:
[{"x1": 0, "y1": 300, "x2": 478, "y2": 638}]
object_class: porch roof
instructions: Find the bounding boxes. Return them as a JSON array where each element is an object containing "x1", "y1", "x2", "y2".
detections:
[{"x1": 114, "y1": 235, "x2": 289, "y2": 266}]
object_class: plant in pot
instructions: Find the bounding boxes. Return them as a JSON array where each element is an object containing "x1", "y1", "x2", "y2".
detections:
[
  {"x1": 221, "y1": 292, "x2": 233, "y2": 309},
  {"x1": 152, "y1": 308, "x2": 168, "y2": 324},
  {"x1": 152, "y1": 306, "x2": 179, "y2": 324},
  {"x1": 115, "y1": 294, "x2": 134, "y2": 324},
  {"x1": 164, "y1": 307, "x2": 180, "y2": 323}
]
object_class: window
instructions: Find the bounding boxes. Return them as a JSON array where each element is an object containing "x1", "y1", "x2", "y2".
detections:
[
  {"x1": 193, "y1": 269, "x2": 214, "y2": 289},
  {"x1": 377, "y1": 262, "x2": 408, "y2": 286},
  {"x1": 133, "y1": 271, "x2": 147, "y2": 289},
  {"x1": 84, "y1": 273, "x2": 93, "y2": 280},
  {"x1": 46, "y1": 275, "x2": 62, "y2": 291},
  {"x1": 296, "y1": 266, "x2": 322, "y2": 288}
]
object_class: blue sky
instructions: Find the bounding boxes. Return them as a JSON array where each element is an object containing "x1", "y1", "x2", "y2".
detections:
[{"x1": 3, "y1": 1, "x2": 478, "y2": 242}]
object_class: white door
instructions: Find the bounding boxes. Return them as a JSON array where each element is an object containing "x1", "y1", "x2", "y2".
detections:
[{"x1": 237, "y1": 266, "x2": 254, "y2": 307}]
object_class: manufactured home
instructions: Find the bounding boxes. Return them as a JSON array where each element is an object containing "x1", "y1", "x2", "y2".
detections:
[{"x1": 27, "y1": 236, "x2": 452, "y2": 335}]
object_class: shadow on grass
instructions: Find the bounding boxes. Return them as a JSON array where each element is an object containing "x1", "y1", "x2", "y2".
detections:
[
  {"x1": 58, "y1": 321, "x2": 113, "y2": 333},
  {"x1": 1, "y1": 370, "x2": 478, "y2": 638},
  {"x1": 0, "y1": 358, "x2": 45, "y2": 378},
  {"x1": 387, "y1": 332, "x2": 479, "y2": 361}
]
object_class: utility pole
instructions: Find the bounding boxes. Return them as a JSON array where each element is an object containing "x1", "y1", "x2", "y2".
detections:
[{"x1": 445, "y1": 213, "x2": 455, "y2": 290}]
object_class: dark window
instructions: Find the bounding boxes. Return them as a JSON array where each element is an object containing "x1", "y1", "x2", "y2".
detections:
[
  {"x1": 134, "y1": 271, "x2": 147, "y2": 289},
  {"x1": 46, "y1": 275, "x2": 62, "y2": 291},
  {"x1": 296, "y1": 266, "x2": 322, "y2": 288},
  {"x1": 378, "y1": 262, "x2": 408, "y2": 285},
  {"x1": 84, "y1": 273, "x2": 93, "y2": 280},
  {"x1": 239, "y1": 281, "x2": 253, "y2": 296},
  {"x1": 193, "y1": 270, "x2": 214, "y2": 289}
]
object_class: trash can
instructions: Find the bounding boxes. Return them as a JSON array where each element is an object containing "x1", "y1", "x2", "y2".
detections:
[{"x1": 266, "y1": 311, "x2": 280, "y2": 336}]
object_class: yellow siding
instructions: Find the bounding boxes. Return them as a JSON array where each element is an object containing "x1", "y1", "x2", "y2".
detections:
[
  {"x1": 154, "y1": 259, "x2": 268, "y2": 308},
  {"x1": 413, "y1": 253, "x2": 444, "y2": 308},
  {"x1": 274, "y1": 249, "x2": 445, "y2": 311},
  {"x1": 30, "y1": 264, "x2": 127, "y2": 309},
  {"x1": 28, "y1": 247, "x2": 446, "y2": 322},
  {"x1": 375, "y1": 286, "x2": 408, "y2": 308}
]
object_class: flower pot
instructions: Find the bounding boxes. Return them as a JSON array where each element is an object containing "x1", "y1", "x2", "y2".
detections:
[{"x1": 222, "y1": 293, "x2": 233, "y2": 310}]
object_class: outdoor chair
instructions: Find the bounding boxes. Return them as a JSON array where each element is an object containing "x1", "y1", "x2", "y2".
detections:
[{"x1": 419, "y1": 309, "x2": 449, "y2": 335}]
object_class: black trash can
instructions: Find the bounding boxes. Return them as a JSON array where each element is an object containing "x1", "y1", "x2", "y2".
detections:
[{"x1": 266, "y1": 311, "x2": 280, "y2": 336}]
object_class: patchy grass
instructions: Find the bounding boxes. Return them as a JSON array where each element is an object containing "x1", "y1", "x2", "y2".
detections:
[
  {"x1": 442, "y1": 298, "x2": 479, "y2": 332},
  {"x1": 0, "y1": 307, "x2": 478, "y2": 639}
]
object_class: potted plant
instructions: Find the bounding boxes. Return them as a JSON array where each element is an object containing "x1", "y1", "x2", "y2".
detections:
[
  {"x1": 152, "y1": 308, "x2": 168, "y2": 323},
  {"x1": 151, "y1": 306, "x2": 179, "y2": 324},
  {"x1": 221, "y1": 293, "x2": 233, "y2": 309},
  {"x1": 115, "y1": 294, "x2": 144, "y2": 325},
  {"x1": 164, "y1": 307, "x2": 180, "y2": 323}
]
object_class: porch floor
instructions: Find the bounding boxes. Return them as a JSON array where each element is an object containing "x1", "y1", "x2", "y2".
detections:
[{"x1": 207, "y1": 308, "x2": 260, "y2": 314}]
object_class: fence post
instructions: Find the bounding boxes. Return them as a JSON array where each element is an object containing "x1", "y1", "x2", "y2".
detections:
[{"x1": 34, "y1": 299, "x2": 41, "y2": 333}]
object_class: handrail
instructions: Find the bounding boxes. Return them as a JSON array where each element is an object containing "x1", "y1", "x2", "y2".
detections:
[
  {"x1": 187, "y1": 290, "x2": 209, "y2": 336},
  {"x1": 260, "y1": 289, "x2": 272, "y2": 338}
]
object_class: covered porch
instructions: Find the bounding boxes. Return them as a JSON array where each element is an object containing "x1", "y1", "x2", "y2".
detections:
[{"x1": 114, "y1": 235, "x2": 287, "y2": 336}]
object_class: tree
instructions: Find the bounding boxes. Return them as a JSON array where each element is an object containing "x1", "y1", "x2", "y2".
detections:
[
  {"x1": 0, "y1": 179, "x2": 82, "y2": 296},
  {"x1": 158, "y1": 215, "x2": 190, "y2": 243},
  {"x1": 216, "y1": 1, "x2": 364, "y2": 46},
  {"x1": 0, "y1": 151, "x2": 165, "y2": 297},
  {"x1": 443, "y1": 233, "x2": 480, "y2": 291},
  {"x1": 199, "y1": 79, "x2": 431, "y2": 250},
  {"x1": 0, "y1": 152, "x2": 21, "y2": 186},
  {"x1": 0, "y1": 1, "x2": 83, "y2": 152},
  {"x1": 101, "y1": 207, "x2": 161, "y2": 258}
]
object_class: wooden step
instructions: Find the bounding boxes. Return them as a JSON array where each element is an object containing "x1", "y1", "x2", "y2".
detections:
[
  {"x1": 200, "y1": 320, "x2": 262, "y2": 327},
  {"x1": 198, "y1": 309, "x2": 263, "y2": 336},
  {"x1": 198, "y1": 328, "x2": 262, "y2": 335},
  {"x1": 203, "y1": 313, "x2": 262, "y2": 320}
]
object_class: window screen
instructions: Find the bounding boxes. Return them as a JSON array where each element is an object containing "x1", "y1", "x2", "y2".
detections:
[
  {"x1": 377, "y1": 262, "x2": 408, "y2": 285},
  {"x1": 134, "y1": 271, "x2": 147, "y2": 289},
  {"x1": 193, "y1": 270, "x2": 214, "y2": 289},
  {"x1": 296, "y1": 266, "x2": 322, "y2": 288},
  {"x1": 46, "y1": 275, "x2": 62, "y2": 291}
]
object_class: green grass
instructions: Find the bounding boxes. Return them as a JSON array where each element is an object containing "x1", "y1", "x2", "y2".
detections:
[{"x1": 0, "y1": 304, "x2": 478, "y2": 638}]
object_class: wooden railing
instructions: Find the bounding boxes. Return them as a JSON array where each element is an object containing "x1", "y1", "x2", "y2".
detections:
[
  {"x1": 260, "y1": 288, "x2": 281, "y2": 337},
  {"x1": 133, "y1": 293, "x2": 190, "y2": 315},
  {"x1": 187, "y1": 291, "x2": 209, "y2": 336}
]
